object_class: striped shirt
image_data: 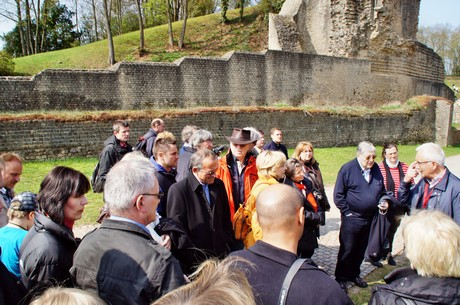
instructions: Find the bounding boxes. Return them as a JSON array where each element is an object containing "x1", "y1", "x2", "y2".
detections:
[{"x1": 378, "y1": 161, "x2": 408, "y2": 200}]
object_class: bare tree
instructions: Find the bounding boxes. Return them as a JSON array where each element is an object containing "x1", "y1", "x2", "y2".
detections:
[
  {"x1": 91, "y1": 0, "x2": 99, "y2": 40},
  {"x1": 134, "y1": 0, "x2": 144, "y2": 50},
  {"x1": 102, "y1": 0, "x2": 116, "y2": 64},
  {"x1": 178, "y1": 0, "x2": 187, "y2": 49},
  {"x1": 166, "y1": 0, "x2": 174, "y2": 46}
]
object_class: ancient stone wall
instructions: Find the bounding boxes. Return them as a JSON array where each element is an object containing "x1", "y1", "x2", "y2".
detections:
[
  {"x1": 0, "y1": 102, "x2": 448, "y2": 161},
  {"x1": 0, "y1": 50, "x2": 454, "y2": 112},
  {"x1": 269, "y1": 0, "x2": 447, "y2": 84}
]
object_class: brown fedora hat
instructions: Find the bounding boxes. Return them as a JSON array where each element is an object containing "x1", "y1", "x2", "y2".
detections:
[{"x1": 225, "y1": 128, "x2": 254, "y2": 145}]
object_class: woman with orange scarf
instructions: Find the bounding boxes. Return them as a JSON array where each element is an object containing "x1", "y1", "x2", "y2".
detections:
[{"x1": 283, "y1": 158, "x2": 322, "y2": 258}]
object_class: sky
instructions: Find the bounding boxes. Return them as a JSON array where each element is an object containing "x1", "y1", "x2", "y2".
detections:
[{"x1": 0, "y1": 0, "x2": 459, "y2": 50}]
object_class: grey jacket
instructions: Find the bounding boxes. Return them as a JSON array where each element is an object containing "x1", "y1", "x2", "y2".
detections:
[{"x1": 71, "y1": 218, "x2": 185, "y2": 305}]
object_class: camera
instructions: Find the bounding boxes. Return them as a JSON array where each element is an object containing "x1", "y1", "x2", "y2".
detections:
[{"x1": 212, "y1": 145, "x2": 227, "y2": 155}]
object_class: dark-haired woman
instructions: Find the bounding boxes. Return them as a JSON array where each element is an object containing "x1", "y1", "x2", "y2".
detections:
[
  {"x1": 292, "y1": 142, "x2": 330, "y2": 223},
  {"x1": 378, "y1": 143, "x2": 408, "y2": 265},
  {"x1": 283, "y1": 158, "x2": 322, "y2": 258},
  {"x1": 20, "y1": 166, "x2": 90, "y2": 289}
]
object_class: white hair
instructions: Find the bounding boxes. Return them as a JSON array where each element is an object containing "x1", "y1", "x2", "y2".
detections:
[
  {"x1": 104, "y1": 158, "x2": 157, "y2": 212},
  {"x1": 416, "y1": 142, "x2": 445, "y2": 166},
  {"x1": 190, "y1": 129, "x2": 213, "y2": 149},
  {"x1": 243, "y1": 127, "x2": 261, "y2": 142},
  {"x1": 357, "y1": 141, "x2": 375, "y2": 156}
]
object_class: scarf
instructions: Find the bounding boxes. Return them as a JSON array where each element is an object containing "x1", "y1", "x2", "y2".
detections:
[
  {"x1": 383, "y1": 160, "x2": 404, "y2": 193},
  {"x1": 294, "y1": 182, "x2": 318, "y2": 212}
]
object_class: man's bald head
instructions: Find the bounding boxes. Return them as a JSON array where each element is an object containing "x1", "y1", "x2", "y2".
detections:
[{"x1": 256, "y1": 184, "x2": 303, "y2": 233}]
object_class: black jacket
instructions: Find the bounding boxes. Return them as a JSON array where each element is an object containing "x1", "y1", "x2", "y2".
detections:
[
  {"x1": 369, "y1": 267, "x2": 460, "y2": 305},
  {"x1": 283, "y1": 177, "x2": 321, "y2": 255},
  {"x1": 19, "y1": 213, "x2": 78, "y2": 289},
  {"x1": 71, "y1": 219, "x2": 185, "y2": 305},
  {"x1": 96, "y1": 135, "x2": 132, "y2": 190},
  {"x1": 231, "y1": 241, "x2": 353, "y2": 305},
  {"x1": 167, "y1": 172, "x2": 233, "y2": 274}
]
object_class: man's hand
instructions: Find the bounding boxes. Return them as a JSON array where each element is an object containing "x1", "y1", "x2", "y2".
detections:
[
  {"x1": 404, "y1": 161, "x2": 419, "y2": 183},
  {"x1": 161, "y1": 234, "x2": 171, "y2": 250}
]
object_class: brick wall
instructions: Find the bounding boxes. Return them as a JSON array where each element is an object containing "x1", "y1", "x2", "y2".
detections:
[
  {"x1": 0, "y1": 50, "x2": 454, "y2": 112},
  {"x1": 0, "y1": 105, "x2": 440, "y2": 161}
]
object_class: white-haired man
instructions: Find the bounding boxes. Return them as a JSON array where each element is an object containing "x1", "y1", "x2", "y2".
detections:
[
  {"x1": 399, "y1": 142, "x2": 460, "y2": 225},
  {"x1": 334, "y1": 141, "x2": 385, "y2": 290},
  {"x1": 71, "y1": 157, "x2": 185, "y2": 305}
]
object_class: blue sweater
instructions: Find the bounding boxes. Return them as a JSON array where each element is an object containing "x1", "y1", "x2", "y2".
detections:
[{"x1": 334, "y1": 159, "x2": 385, "y2": 217}]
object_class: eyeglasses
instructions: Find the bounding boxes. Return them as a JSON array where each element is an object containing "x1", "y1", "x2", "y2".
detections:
[
  {"x1": 199, "y1": 169, "x2": 217, "y2": 176},
  {"x1": 141, "y1": 192, "x2": 164, "y2": 200},
  {"x1": 416, "y1": 161, "x2": 432, "y2": 166}
]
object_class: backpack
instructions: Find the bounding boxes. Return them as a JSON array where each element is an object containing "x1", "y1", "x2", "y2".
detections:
[
  {"x1": 90, "y1": 162, "x2": 104, "y2": 193},
  {"x1": 133, "y1": 135, "x2": 148, "y2": 156}
]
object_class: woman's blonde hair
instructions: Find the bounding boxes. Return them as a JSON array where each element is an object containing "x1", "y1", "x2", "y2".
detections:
[
  {"x1": 30, "y1": 287, "x2": 107, "y2": 305},
  {"x1": 402, "y1": 210, "x2": 460, "y2": 278},
  {"x1": 256, "y1": 150, "x2": 286, "y2": 180},
  {"x1": 151, "y1": 257, "x2": 256, "y2": 305},
  {"x1": 292, "y1": 141, "x2": 315, "y2": 163}
]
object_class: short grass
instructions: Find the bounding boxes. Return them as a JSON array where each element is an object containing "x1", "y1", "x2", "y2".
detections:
[
  {"x1": 445, "y1": 76, "x2": 460, "y2": 99},
  {"x1": 347, "y1": 255, "x2": 410, "y2": 305},
  {"x1": 12, "y1": 6, "x2": 268, "y2": 76},
  {"x1": 14, "y1": 145, "x2": 460, "y2": 226}
]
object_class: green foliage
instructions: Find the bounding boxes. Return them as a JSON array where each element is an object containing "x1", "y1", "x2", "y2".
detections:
[
  {"x1": 259, "y1": 0, "x2": 285, "y2": 15},
  {"x1": 0, "y1": 51, "x2": 15, "y2": 75},
  {"x1": 3, "y1": 3, "x2": 79, "y2": 57},
  {"x1": 189, "y1": 0, "x2": 216, "y2": 18},
  {"x1": 144, "y1": 0, "x2": 169, "y2": 27}
]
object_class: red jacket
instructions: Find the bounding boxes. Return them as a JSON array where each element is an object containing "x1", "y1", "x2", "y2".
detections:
[{"x1": 216, "y1": 151, "x2": 258, "y2": 220}]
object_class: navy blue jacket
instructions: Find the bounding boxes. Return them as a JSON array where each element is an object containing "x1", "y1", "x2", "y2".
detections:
[
  {"x1": 398, "y1": 168, "x2": 460, "y2": 225},
  {"x1": 334, "y1": 159, "x2": 385, "y2": 218},
  {"x1": 263, "y1": 141, "x2": 288, "y2": 159}
]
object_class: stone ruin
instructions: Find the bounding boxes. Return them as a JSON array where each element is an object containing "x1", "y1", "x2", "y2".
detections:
[{"x1": 269, "y1": 0, "x2": 445, "y2": 83}]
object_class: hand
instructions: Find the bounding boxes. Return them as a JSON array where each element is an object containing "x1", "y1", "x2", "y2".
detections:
[
  {"x1": 404, "y1": 161, "x2": 419, "y2": 183},
  {"x1": 161, "y1": 234, "x2": 171, "y2": 250},
  {"x1": 378, "y1": 200, "x2": 389, "y2": 211}
]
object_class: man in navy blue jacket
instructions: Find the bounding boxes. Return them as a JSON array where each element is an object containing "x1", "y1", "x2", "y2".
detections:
[
  {"x1": 398, "y1": 142, "x2": 460, "y2": 225},
  {"x1": 334, "y1": 141, "x2": 385, "y2": 290}
]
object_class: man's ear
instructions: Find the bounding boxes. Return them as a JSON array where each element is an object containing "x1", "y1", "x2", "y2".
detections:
[
  {"x1": 298, "y1": 206, "x2": 305, "y2": 226},
  {"x1": 134, "y1": 195, "x2": 143, "y2": 210}
]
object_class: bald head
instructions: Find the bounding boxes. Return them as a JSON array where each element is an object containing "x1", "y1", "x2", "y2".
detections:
[{"x1": 257, "y1": 184, "x2": 303, "y2": 233}]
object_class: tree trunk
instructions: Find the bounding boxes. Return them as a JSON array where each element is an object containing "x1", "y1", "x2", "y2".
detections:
[
  {"x1": 15, "y1": 0, "x2": 26, "y2": 56},
  {"x1": 135, "y1": 0, "x2": 144, "y2": 51},
  {"x1": 178, "y1": 0, "x2": 187, "y2": 49},
  {"x1": 91, "y1": 0, "x2": 98, "y2": 41},
  {"x1": 24, "y1": 0, "x2": 34, "y2": 55},
  {"x1": 103, "y1": 0, "x2": 116, "y2": 65},
  {"x1": 33, "y1": 0, "x2": 41, "y2": 53},
  {"x1": 166, "y1": 0, "x2": 174, "y2": 46}
]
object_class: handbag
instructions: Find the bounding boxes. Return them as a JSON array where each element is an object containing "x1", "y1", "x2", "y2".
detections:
[
  {"x1": 278, "y1": 258, "x2": 308, "y2": 305},
  {"x1": 232, "y1": 203, "x2": 251, "y2": 240}
]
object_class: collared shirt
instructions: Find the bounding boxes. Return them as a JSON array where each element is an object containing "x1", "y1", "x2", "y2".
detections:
[
  {"x1": 109, "y1": 215, "x2": 151, "y2": 236},
  {"x1": 192, "y1": 173, "x2": 211, "y2": 206},
  {"x1": 0, "y1": 188, "x2": 13, "y2": 208},
  {"x1": 427, "y1": 168, "x2": 447, "y2": 188},
  {"x1": 358, "y1": 161, "x2": 371, "y2": 182}
]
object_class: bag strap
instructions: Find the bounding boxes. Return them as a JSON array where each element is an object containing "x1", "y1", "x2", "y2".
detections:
[{"x1": 278, "y1": 258, "x2": 307, "y2": 305}]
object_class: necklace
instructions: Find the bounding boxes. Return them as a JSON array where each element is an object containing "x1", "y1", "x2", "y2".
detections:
[{"x1": 7, "y1": 222, "x2": 27, "y2": 231}]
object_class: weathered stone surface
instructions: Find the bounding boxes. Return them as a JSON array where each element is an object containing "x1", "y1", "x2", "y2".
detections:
[{"x1": 0, "y1": 101, "x2": 450, "y2": 161}]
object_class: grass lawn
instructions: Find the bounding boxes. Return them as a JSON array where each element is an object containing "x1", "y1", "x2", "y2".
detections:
[{"x1": 14, "y1": 145, "x2": 460, "y2": 226}]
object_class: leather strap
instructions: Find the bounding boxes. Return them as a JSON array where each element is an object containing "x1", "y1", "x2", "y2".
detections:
[{"x1": 278, "y1": 258, "x2": 307, "y2": 305}]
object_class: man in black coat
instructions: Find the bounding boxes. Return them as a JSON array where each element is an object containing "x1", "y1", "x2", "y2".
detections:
[
  {"x1": 167, "y1": 149, "x2": 233, "y2": 274},
  {"x1": 231, "y1": 184, "x2": 352, "y2": 305}
]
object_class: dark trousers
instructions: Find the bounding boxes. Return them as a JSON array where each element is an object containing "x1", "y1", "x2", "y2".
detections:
[{"x1": 335, "y1": 214, "x2": 372, "y2": 281}]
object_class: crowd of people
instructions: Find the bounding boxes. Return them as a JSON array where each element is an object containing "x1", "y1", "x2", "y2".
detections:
[{"x1": 0, "y1": 118, "x2": 459, "y2": 305}]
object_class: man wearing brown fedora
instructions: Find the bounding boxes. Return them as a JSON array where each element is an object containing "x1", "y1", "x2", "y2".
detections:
[{"x1": 216, "y1": 128, "x2": 259, "y2": 250}]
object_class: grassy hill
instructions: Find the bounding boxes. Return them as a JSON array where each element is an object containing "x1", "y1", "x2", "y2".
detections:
[{"x1": 13, "y1": 6, "x2": 268, "y2": 76}]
